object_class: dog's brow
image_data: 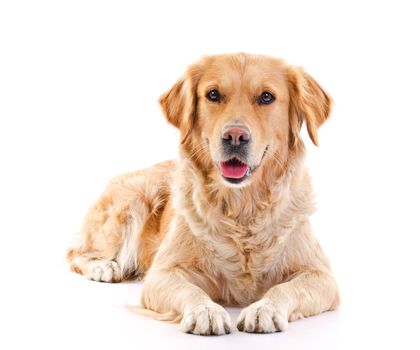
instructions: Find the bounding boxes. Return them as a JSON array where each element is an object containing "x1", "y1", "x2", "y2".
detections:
[{"x1": 203, "y1": 83, "x2": 220, "y2": 92}]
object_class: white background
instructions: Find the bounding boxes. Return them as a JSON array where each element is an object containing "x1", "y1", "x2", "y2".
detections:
[{"x1": 1, "y1": 1, "x2": 420, "y2": 349}]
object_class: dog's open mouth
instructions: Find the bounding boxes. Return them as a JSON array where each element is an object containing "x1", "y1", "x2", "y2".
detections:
[
  {"x1": 219, "y1": 158, "x2": 250, "y2": 183},
  {"x1": 218, "y1": 147, "x2": 268, "y2": 185}
]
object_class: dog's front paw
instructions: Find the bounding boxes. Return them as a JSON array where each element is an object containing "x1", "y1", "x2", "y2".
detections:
[
  {"x1": 237, "y1": 300, "x2": 288, "y2": 333},
  {"x1": 181, "y1": 303, "x2": 232, "y2": 336}
]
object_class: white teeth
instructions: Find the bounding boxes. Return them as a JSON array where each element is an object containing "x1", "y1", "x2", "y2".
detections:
[{"x1": 246, "y1": 168, "x2": 251, "y2": 177}]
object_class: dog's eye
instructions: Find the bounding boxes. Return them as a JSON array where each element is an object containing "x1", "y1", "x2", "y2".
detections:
[
  {"x1": 206, "y1": 89, "x2": 221, "y2": 102},
  {"x1": 258, "y1": 91, "x2": 275, "y2": 105}
]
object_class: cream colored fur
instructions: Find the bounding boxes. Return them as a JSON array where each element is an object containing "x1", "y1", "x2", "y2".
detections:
[{"x1": 67, "y1": 53, "x2": 339, "y2": 335}]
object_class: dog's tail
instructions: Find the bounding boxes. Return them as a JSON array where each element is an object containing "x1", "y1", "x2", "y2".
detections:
[{"x1": 124, "y1": 304, "x2": 182, "y2": 323}]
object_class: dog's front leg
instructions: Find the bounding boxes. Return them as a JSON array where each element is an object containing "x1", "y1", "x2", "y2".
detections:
[
  {"x1": 237, "y1": 270, "x2": 339, "y2": 333},
  {"x1": 141, "y1": 269, "x2": 232, "y2": 335}
]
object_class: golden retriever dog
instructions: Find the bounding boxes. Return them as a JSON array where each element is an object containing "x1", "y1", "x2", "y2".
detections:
[{"x1": 67, "y1": 53, "x2": 339, "y2": 335}]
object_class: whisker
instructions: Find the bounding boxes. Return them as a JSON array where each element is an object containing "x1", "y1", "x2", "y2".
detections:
[
  {"x1": 184, "y1": 141, "x2": 211, "y2": 165},
  {"x1": 264, "y1": 149, "x2": 286, "y2": 169}
]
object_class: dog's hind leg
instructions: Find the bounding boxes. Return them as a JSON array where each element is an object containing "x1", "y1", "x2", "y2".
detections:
[
  {"x1": 67, "y1": 198, "x2": 151, "y2": 282},
  {"x1": 67, "y1": 161, "x2": 175, "y2": 282}
]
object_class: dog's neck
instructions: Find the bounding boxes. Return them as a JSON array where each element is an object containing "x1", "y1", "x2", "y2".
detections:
[{"x1": 174, "y1": 147, "x2": 314, "y2": 236}]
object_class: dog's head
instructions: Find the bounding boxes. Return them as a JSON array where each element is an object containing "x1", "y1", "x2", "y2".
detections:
[{"x1": 160, "y1": 53, "x2": 331, "y2": 188}]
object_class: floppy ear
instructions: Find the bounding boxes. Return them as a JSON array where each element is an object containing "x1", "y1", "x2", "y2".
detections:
[
  {"x1": 286, "y1": 66, "x2": 332, "y2": 146},
  {"x1": 159, "y1": 64, "x2": 201, "y2": 143}
]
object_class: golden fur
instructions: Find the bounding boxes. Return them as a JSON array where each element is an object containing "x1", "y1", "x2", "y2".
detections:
[{"x1": 67, "y1": 53, "x2": 339, "y2": 335}]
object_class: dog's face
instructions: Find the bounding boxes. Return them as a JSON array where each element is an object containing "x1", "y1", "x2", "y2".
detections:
[
  {"x1": 160, "y1": 53, "x2": 331, "y2": 188},
  {"x1": 195, "y1": 56, "x2": 291, "y2": 186}
]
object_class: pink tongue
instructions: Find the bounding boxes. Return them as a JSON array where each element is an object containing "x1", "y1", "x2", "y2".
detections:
[{"x1": 220, "y1": 161, "x2": 249, "y2": 179}]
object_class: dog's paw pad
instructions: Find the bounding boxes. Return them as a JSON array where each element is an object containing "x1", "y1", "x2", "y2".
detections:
[
  {"x1": 181, "y1": 303, "x2": 231, "y2": 336},
  {"x1": 237, "y1": 301, "x2": 288, "y2": 333}
]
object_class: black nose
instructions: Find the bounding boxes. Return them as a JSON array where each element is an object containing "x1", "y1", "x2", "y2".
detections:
[{"x1": 222, "y1": 126, "x2": 250, "y2": 146}]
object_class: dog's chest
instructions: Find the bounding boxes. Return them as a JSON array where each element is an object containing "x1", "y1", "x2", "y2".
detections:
[
  {"x1": 206, "y1": 228, "x2": 288, "y2": 304},
  {"x1": 233, "y1": 241, "x2": 284, "y2": 276}
]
